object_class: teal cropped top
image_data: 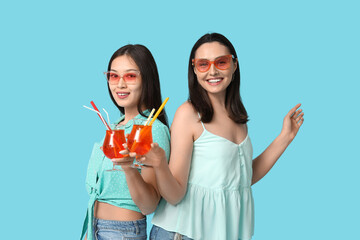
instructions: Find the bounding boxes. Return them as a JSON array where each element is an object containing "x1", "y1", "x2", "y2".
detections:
[{"x1": 80, "y1": 110, "x2": 170, "y2": 240}]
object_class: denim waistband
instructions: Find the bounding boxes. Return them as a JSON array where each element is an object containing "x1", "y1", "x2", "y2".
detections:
[{"x1": 94, "y1": 217, "x2": 146, "y2": 234}]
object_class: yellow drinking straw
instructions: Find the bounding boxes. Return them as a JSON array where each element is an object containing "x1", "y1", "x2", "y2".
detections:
[{"x1": 148, "y1": 97, "x2": 169, "y2": 126}]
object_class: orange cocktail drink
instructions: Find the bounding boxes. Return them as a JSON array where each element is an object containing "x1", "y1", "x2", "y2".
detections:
[
  {"x1": 127, "y1": 118, "x2": 153, "y2": 169},
  {"x1": 128, "y1": 125, "x2": 153, "y2": 155},
  {"x1": 102, "y1": 126, "x2": 127, "y2": 171},
  {"x1": 102, "y1": 129, "x2": 126, "y2": 159}
]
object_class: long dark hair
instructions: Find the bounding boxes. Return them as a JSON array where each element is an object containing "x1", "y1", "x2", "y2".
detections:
[
  {"x1": 188, "y1": 33, "x2": 248, "y2": 124},
  {"x1": 107, "y1": 44, "x2": 169, "y2": 127}
]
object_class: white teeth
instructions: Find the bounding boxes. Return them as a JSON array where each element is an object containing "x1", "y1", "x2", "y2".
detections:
[
  {"x1": 117, "y1": 93, "x2": 129, "y2": 96},
  {"x1": 208, "y1": 79, "x2": 222, "y2": 83}
]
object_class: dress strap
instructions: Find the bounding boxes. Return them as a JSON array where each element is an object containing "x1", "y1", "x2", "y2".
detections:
[{"x1": 197, "y1": 112, "x2": 205, "y2": 130}]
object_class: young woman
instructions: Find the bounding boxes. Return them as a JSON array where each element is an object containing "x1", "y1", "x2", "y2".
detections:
[
  {"x1": 80, "y1": 44, "x2": 170, "y2": 240},
  {"x1": 139, "y1": 33, "x2": 304, "y2": 240}
]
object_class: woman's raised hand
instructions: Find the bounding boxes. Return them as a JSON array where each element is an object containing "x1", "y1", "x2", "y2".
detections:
[{"x1": 280, "y1": 103, "x2": 304, "y2": 141}]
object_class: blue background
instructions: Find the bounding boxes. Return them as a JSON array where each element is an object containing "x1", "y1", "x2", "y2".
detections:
[{"x1": 1, "y1": 0, "x2": 359, "y2": 239}]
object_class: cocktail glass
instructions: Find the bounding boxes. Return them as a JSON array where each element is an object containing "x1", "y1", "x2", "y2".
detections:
[
  {"x1": 127, "y1": 118, "x2": 153, "y2": 169},
  {"x1": 102, "y1": 124, "x2": 127, "y2": 171}
]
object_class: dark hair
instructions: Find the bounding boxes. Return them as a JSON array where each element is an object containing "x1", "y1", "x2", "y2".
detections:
[
  {"x1": 188, "y1": 33, "x2": 249, "y2": 124},
  {"x1": 107, "y1": 44, "x2": 169, "y2": 127}
]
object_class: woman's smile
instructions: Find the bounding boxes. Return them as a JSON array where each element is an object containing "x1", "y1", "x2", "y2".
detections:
[
  {"x1": 116, "y1": 91, "x2": 130, "y2": 99},
  {"x1": 206, "y1": 77, "x2": 224, "y2": 85}
]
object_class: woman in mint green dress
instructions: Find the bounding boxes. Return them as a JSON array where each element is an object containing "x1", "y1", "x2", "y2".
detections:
[
  {"x1": 140, "y1": 33, "x2": 304, "y2": 240},
  {"x1": 81, "y1": 44, "x2": 170, "y2": 240}
]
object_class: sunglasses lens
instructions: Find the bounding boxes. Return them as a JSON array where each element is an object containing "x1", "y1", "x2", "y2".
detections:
[
  {"x1": 215, "y1": 56, "x2": 231, "y2": 70},
  {"x1": 196, "y1": 60, "x2": 210, "y2": 72},
  {"x1": 123, "y1": 73, "x2": 138, "y2": 83},
  {"x1": 106, "y1": 72, "x2": 120, "y2": 83}
]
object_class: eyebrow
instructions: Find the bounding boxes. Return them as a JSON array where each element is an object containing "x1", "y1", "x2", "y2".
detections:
[
  {"x1": 195, "y1": 55, "x2": 230, "y2": 60},
  {"x1": 110, "y1": 69, "x2": 139, "y2": 72}
]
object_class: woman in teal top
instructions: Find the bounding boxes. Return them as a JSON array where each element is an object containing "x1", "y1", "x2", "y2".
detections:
[
  {"x1": 139, "y1": 33, "x2": 305, "y2": 239},
  {"x1": 80, "y1": 44, "x2": 170, "y2": 240}
]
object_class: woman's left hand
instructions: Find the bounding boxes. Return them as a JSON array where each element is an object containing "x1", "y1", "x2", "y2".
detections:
[
  {"x1": 111, "y1": 144, "x2": 136, "y2": 171},
  {"x1": 280, "y1": 103, "x2": 304, "y2": 141}
]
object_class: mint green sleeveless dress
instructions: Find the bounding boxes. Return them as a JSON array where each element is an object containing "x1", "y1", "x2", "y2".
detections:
[{"x1": 152, "y1": 120, "x2": 254, "y2": 240}]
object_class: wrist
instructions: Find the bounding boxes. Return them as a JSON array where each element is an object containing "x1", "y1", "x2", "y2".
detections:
[
  {"x1": 278, "y1": 131, "x2": 293, "y2": 145},
  {"x1": 153, "y1": 156, "x2": 168, "y2": 171},
  {"x1": 123, "y1": 166, "x2": 139, "y2": 175}
]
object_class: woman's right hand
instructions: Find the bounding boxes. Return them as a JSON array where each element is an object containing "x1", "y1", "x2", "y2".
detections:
[{"x1": 137, "y1": 143, "x2": 167, "y2": 168}]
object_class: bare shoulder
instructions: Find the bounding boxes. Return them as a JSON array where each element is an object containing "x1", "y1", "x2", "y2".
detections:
[
  {"x1": 171, "y1": 101, "x2": 201, "y2": 140},
  {"x1": 173, "y1": 102, "x2": 198, "y2": 124},
  {"x1": 177, "y1": 101, "x2": 196, "y2": 114}
]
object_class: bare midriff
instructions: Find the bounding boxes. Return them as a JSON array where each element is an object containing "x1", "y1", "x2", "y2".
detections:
[{"x1": 94, "y1": 201, "x2": 144, "y2": 221}]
